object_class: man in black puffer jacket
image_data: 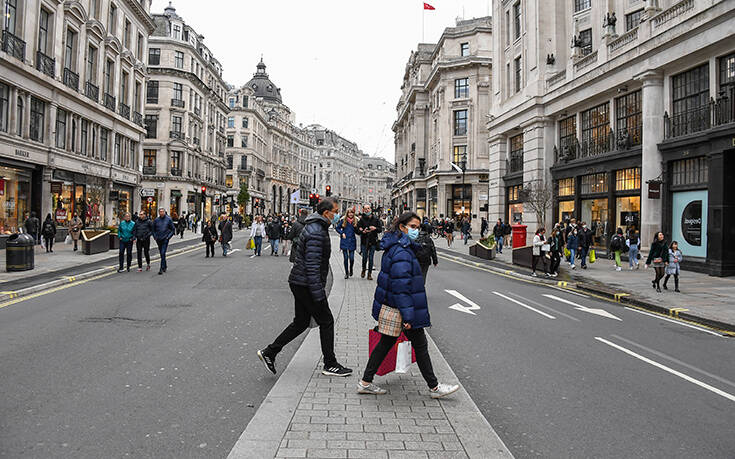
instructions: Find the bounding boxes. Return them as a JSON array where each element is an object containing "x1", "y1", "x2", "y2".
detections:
[
  {"x1": 287, "y1": 209, "x2": 309, "y2": 263},
  {"x1": 258, "y1": 197, "x2": 353, "y2": 378}
]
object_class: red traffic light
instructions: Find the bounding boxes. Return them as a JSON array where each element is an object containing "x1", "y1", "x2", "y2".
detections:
[{"x1": 201, "y1": 186, "x2": 207, "y2": 193}]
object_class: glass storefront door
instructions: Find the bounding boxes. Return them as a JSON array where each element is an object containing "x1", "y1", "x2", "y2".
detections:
[
  {"x1": 616, "y1": 196, "x2": 640, "y2": 234},
  {"x1": 509, "y1": 203, "x2": 523, "y2": 224},
  {"x1": 582, "y1": 198, "x2": 610, "y2": 247},
  {"x1": 672, "y1": 190, "x2": 707, "y2": 258},
  {"x1": 558, "y1": 200, "x2": 575, "y2": 223}
]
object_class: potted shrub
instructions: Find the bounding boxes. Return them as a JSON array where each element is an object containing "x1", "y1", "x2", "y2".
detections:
[
  {"x1": 471, "y1": 237, "x2": 496, "y2": 260},
  {"x1": 81, "y1": 229, "x2": 111, "y2": 255}
]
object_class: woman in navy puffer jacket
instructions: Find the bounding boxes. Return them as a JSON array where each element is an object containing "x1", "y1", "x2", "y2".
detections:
[
  {"x1": 335, "y1": 207, "x2": 358, "y2": 279},
  {"x1": 357, "y1": 212, "x2": 460, "y2": 399}
]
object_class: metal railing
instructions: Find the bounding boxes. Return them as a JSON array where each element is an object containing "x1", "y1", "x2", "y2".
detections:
[
  {"x1": 104, "y1": 93, "x2": 116, "y2": 110},
  {"x1": 36, "y1": 50, "x2": 55, "y2": 77},
  {"x1": 169, "y1": 130, "x2": 184, "y2": 140},
  {"x1": 63, "y1": 68, "x2": 79, "y2": 91},
  {"x1": 118, "y1": 102, "x2": 130, "y2": 119},
  {"x1": 2, "y1": 30, "x2": 26, "y2": 61},
  {"x1": 170, "y1": 168, "x2": 182, "y2": 177},
  {"x1": 85, "y1": 81, "x2": 99, "y2": 102},
  {"x1": 664, "y1": 87, "x2": 735, "y2": 139},
  {"x1": 554, "y1": 127, "x2": 642, "y2": 164},
  {"x1": 142, "y1": 166, "x2": 156, "y2": 175},
  {"x1": 171, "y1": 98, "x2": 185, "y2": 108},
  {"x1": 132, "y1": 111, "x2": 143, "y2": 127}
]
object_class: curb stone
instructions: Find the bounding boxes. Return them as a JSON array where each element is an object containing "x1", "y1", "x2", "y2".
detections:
[{"x1": 436, "y1": 248, "x2": 734, "y2": 336}]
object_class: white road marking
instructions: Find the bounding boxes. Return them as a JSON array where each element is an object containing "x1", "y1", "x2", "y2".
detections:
[
  {"x1": 623, "y1": 307, "x2": 723, "y2": 337},
  {"x1": 548, "y1": 285, "x2": 589, "y2": 298},
  {"x1": 595, "y1": 337, "x2": 735, "y2": 403},
  {"x1": 445, "y1": 290, "x2": 481, "y2": 315},
  {"x1": 610, "y1": 334, "x2": 735, "y2": 389},
  {"x1": 544, "y1": 294, "x2": 622, "y2": 321},
  {"x1": 493, "y1": 292, "x2": 556, "y2": 319},
  {"x1": 507, "y1": 292, "x2": 581, "y2": 322},
  {"x1": 228, "y1": 249, "x2": 241, "y2": 254}
]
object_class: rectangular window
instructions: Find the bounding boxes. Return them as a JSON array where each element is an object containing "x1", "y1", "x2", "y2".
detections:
[
  {"x1": 38, "y1": 8, "x2": 51, "y2": 55},
  {"x1": 241, "y1": 135, "x2": 248, "y2": 148},
  {"x1": 615, "y1": 90, "x2": 642, "y2": 147},
  {"x1": 508, "y1": 184, "x2": 522, "y2": 202},
  {"x1": 559, "y1": 116, "x2": 577, "y2": 153},
  {"x1": 108, "y1": 4, "x2": 117, "y2": 34},
  {"x1": 719, "y1": 52, "x2": 735, "y2": 91},
  {"x1": 104, "y1": 59, "x2": 114, "y2": 93},
  {"x1": 173, "y1": 83, "x2": 183, "y2": 101},
  {"x1": 170, "y1": 151, "x2": 181, "y2": 171},
  {"x1": 505, "y1": 10, "x2": 510, "y2": 46},
  {"x1": 460, "y1": 42, "x2": 469, "y2": 57},
  {"x1": 509, "y1": 134, "x2": 524, "y2": 174},
  {"x1": 144, "y1": 149, "x2": 156, "y2": 168},
  {"x1": 242, "y1": 117, "x2": 249, "y2": 129},
  {"x1": 615, "y1": 168, "x2": 641, "y2": 191},
  {"x1": 120, "y1": 71, "x2": 128, "y2": 104},
  {"x1": 91, "y1": 125, "x2": 97, "y2": 157},
  {"x1": 55, "y1": 108, "x2": 67, "y2": 148},
  {"x1": 30, "y1": 97, "x2": 45, "y2": 142},
  {"x1": 171, "y1": 115, "x2": 182, "y2": 134},
  {"x1": 137, "y1": 33, "x2": 144, "y2": 59},
  {"x1": 581, "y1": 173, "x2": 608, "y2": 194},
  {"x1": 454, "y1": 78, "x2": 469, "y2": 99},
  {"x1": 65, "y1": 28, "x2": 77, "y2": 71},
  {"x1": 172, "y1": 24, "x2": 181, "y2": 40},
  {"x1": 5, "y1": 0, "x2": 17, "y2": 34},
  {"x1": 227, "y1": 116, "x2": 234, "y2": 128},
  {"x1": 242, "y1": 96, "x2": 248, "y2": 108},
  {"x1": 574, "y1": 0, "x2": 591, "y2": 12},
  {"x1": 86, "y1": 45, "x2": 97, "y2": 83},
  {"x1": 514, "y1": 56, "x2": 522, "y2": 92},
  {"x1": 227, "y1": 135, "x2": 234, "y2": 147},
  {"x1": 226, "y1": 155, "x2": 233, "y2": 169},
  {"x1": 671, "y1": 64, "x2": 709, "y2": 136},
  {"x1": 579, "y1": 29, "x2": 592, "y2": 56},
  {"x1": 625, "y1": 9, "x2": 643, "y2": 31},
  {"x1": 80, "y1": 119, "x2": 88, "y2": 155},
  {"x1": 144, "y1": 115, "x2": 157, "y2": 138},
  {"x1": 671, "y1": 157, "x2": 709, "y2": 186},
  {"x1": 556, "y1": 178, "x2": 575, "y2": 197},
  {"x1": 513, "y1": 2, "x2": 521, "y2": 40},
  {"x1": 134, "y1": 81, "x2": 141, "y2": 111},
  {"x1": 229, "y1": 98, "x2": 235, "y2": 108},
  {"x1": 452, "y1": 145, "x2": 467, "y2": 166},
  {"x1": 148, "y1": 48, "x2": 160, "y2": 65},
  {"x1": 174, "y1": 50, "x2": 184, "y2": 69},
  {"x1": 123, "y1": 19, "x2": 131, "y2": 49},
  {"x1": 146, "y1": 80, "x2": 159, "y2": 103},
  {"x1": 0, "y1": 83, "x2": 8, "y2": 133},
  {"x1": 581, "y1": 102, "x2": 611, "y2": 157},
  {"x1": 100, "y1": 128, "x2": 108, "y2": 161},
  {"x1": 114, "y1": 134, "x2": 121, "y2": 165},
  {"x1": 453, "y1": 110, "x2": 468, "y2": 136}
]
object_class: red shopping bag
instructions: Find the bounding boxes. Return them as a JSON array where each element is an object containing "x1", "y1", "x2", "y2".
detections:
[{"x1": 368, "y1": 329, "x2": 417, "y2": 376}]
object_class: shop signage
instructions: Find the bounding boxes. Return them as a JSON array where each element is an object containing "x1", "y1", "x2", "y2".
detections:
[
  {"x1": 620, "y1": 211, "x2": 639, "y2": 228},
  {"x1": 55, "y1": 208, "x2": 67, "y2": 222},
  {"x1": 14, "y1": 149, "x2": 30, "y2": 158},
  {"x1": 479, "y1": 193, "x2": 488, "y2": 201},
  {"x1": 140, "y1": 188, "x2": 156, "y2": 197},
  {"x1": 681, "y1": 200, "x2": 702, "y2": 246},
  {"x1": 109, "y1": 190, "x2": 119, "y2": 201},
  {"x1": 51, "y1": 182, "x2": 63, "y2": 194},
  {"x1": 647, "y1": 181, "x2": 661, "y2": 199}
]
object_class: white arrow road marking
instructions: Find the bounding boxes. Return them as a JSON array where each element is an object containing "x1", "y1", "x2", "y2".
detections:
[
  {"x1": 228, "y1": 249, "x2": 241, "y2": 254},
  {"x1": 493, "y1": 292, "x2": 556, "y2": 319},
  {"x1": 544, "y1": 294, "x2": 622, "y2": 321},
  {"x1": 595, "y1": 337, "x2": 735, "y2": 403},
  {"x1": 445, "y1": 290, "x2": 481, "y2": 315}
]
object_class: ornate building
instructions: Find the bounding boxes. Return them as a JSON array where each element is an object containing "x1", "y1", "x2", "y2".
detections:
[
  {"x1": 360, "y1": 154, "x2": 395, "y2": 212},
  {"x1": 0, "y1": 0, "x2": 153, "y2": 245},
  {"x1": 142, "y1": 3, "x2": 227, "y2": 219},
  {"x1": 392, "y1": 17, "x2": 492, "y2": 231},
  {"x1": 487, "y1": 0, "x2": 735, "y2": 275}
]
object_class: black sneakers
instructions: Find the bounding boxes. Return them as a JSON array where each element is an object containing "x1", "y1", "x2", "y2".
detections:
[
  {"x1": 257, "y1": 349, "x2": 277, "y2": 375},
  {"x1": 322, "y1": 363, "x2": 353, "y2": 377}
]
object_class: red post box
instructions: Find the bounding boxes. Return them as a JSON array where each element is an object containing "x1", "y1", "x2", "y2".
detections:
[{"x1": 512, "y1": 224, "x2": 527, "y2": 248}]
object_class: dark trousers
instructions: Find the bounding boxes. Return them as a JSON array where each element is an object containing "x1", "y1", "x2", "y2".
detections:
[
  {"x1": 362, "y1": 328, "x2": 438, "y2": 389},
  {"x1": 156, "y1": 239, "x2": 169, "y2": 271},
  {"x1": 420, "y1": 263, "x2": 430, "y2": 284},
  {"x1": 664, "y1": 274, "x2": 679, "y2": 289},
  {"x1": 136, "y1": 238, "x2": 151, "y2": 268},
  {"x1": 579, "y1": 246, "x2": 589, "y2": 267},
  {"x1": 342, "y1": 249, "x2": 355, "y2": 275},
  {"x1": 532, "y1": 253, "x2": 548, "y2": 274},
  {"x1": 119, "y1": 240, "x2": 133, "y2": 269},
  {"x1": 361, "y1": 244, "x2": 376, "y2": 272},
  {"x1": 206, "y1": 241, "x2": 215, "y2": 257},
  {"x1": 550, "y1": 251, "x2": 561, "y2": 274},
  {"x1": 267, "y1": 284, "x2": 336, "y2": 367},
  {"x1": 44, "y1": 236, "x2": 53, "y2": 252}
]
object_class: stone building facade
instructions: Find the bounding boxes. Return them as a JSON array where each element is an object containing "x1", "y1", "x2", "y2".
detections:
[
  {"x1": 306, "y1": 125, "x2": 363, "y2": 212},
  {"x1": 392, "y1": 17, "x2": 492, "y2": 232},
  {"x1": 487, "y1": 0, "x2": 735, "y2": 275},
  {"x1": 0, "y1": 0, "x2": 153, "y2": 245},
  {"x1": 141, "y1": 3, "x2": 227, "y2": 220},
  {"x1": 359, "y1": 154, "x2": 395, "y2": 212}
]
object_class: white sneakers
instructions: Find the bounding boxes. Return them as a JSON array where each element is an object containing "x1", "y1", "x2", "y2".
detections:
[
  {"x1": 430, "y1": 383, "x2": 461, "y2": 399},
  {"x1": 357, "y1": 382, "x2": 387, "y2": 395}
]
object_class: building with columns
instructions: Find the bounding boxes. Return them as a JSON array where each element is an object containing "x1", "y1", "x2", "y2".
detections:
[
  {"x1": 306, "y1": 125, "x2": 363, "y2": 212},
  {"x1": 487, "y1": 0, "x2": 735, "y2": 275},
  {"x1": 224, "y1": 61, "x2": 317, "y2": 215},
  {"x1": 392, "y1": 17, "x2": 492, "y2": 231},
  {"x1": 142, "y1": 3, "x2": 228, "y2": 220},
  {"x1": 0, "y1": 0, "x2": 153, "y2": 245},
  {"x1": 359, "y1": 154, "x2": 395, "y2": 212}
]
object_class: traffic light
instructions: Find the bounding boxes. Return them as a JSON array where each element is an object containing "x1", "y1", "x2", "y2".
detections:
[
  {"x1": 309, "y1": 193, "x2": 315, "y2": 206},
  {"x1": 325, "y1": 185, "x2": 332, "y2": 197},
  {"x1": 201, "y1": 186, "x2": 207, "y2": 197}
]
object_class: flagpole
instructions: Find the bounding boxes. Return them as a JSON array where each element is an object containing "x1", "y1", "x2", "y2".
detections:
[{"x1": 422, "y1": 8, "x2": 425, "y2": 42}]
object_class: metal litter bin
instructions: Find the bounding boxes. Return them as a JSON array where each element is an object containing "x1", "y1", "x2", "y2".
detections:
[{"x1": 6, "y1": 233, "x2": 35, "y2": 272}]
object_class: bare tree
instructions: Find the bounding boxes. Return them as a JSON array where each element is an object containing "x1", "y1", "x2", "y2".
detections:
[{"x1": 520, "y1": 180, "x2": 553, "y2": 229}]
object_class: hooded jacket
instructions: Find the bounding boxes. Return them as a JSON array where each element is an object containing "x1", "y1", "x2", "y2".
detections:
[
  {"x1": 287, "y1": 214, "x2": 308, "y2": 263},
  {"x1": 288, "y1": 213, "x2": 332, "y2": 301},
  {"x1": 372, "y1": 231, "x2": 431, "y2": 329}
]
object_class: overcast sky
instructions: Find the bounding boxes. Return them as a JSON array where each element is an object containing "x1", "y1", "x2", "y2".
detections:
[{"x1": 150, "y1": 0, "x2": 491, "y2": 163}]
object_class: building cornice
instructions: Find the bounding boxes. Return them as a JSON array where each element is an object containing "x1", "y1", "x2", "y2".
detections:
[{"x1": 123, "y1": 0, "x2": 155, "y2": 34}]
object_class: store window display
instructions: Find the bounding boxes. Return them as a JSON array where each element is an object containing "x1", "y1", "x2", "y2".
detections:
[{"x1": 0, "y1": 166, "x2": 31, "y2": 234}]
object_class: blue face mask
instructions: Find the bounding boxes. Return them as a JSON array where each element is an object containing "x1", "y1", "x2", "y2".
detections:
[
  {"x1": 332, "y1": 213, "x2": 341, "y2": 225},
  {"x1": 407, "y1": 228, "x2": 419, "y2": 241}
]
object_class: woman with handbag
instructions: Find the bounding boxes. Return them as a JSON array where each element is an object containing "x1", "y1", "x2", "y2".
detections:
[
  {"x1": 645, "y1": 231, "x2": 669, "y2": 293},
  {"x1": 531, "y1": 228, "x2": 549, "y2": 277},
  {"x1": 357, "y1": 211, "x2": 460, "y2": 399},
  {"x1": 203, "y1": 219, "x2": 218, "y2": 258},
  {"x1": 249, "y1": 215, "x2": 266, "y2": 257},
  {"x1": 69, "y1": 213, "x2": 83, "y2": 251}
]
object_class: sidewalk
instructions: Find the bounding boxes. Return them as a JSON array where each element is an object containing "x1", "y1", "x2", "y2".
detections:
[
  {"x1": 440, "y1": 234, "x2": 735, "y2": 332},
  {"x1": 228, "y1": 237, "x2": 512, "y2": 459}
]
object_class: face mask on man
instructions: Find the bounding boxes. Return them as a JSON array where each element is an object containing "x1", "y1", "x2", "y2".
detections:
[
  {"x1": 407, "y1": 227, "x2": 419, "y2": 240},
  {"x1": 331, "y1": 212, "x2": 341, "y2": 225}
]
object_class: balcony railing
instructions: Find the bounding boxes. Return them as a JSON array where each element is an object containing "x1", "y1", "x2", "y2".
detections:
[
  {"x1": 664, "y1": 87, "x2": 735, "y2": 139},
  {"x1": 2, "y1": 30, "x2": 26, "y2": 61},
  {"x1": 63, "y1": 67, "x2": 79, "y2": 91},
  {"x1": 85, "y1": 81, "x2": 99, "y2": 102},
  {"x1": 142, "y1": 166, "x2": 156, "y2": 175},
  {"x1": 104, "y1": 93, "x2": 116, "y2": 111},
  {"x1": 169, "y1": 130, "x2": 184, "y2": 140},
  {"x1": 171, "y1": 98, "x2": 185, "y2": 108},
  {"x1": 170, "y1": 168, "x2": 182, "y2": 177},
  {"x1": 133, "y1": 111, "x2": 143, "y2": 127},
  {"x1": 36, "y1": 50, "x2": 55, "y2": 78},
  {"x1": 554, "y1": 127, "x2": 643, "y2": 164},
  {"x1": 508, "y1": 152, "x2": 523, "y2": 174},
  {"x1": 118, "y1": 102, "x2": 130, "y2": 119},
  {"x1": 652, "y1": 0, "x2": 695, "y2": 29}
]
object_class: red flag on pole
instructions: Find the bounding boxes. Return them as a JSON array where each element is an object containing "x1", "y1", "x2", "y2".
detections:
[{"x1": 423, "y1": 3, "x2": 435, "y2": 10}]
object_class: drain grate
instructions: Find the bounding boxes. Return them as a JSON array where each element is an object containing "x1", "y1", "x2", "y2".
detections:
[{"x1": 80, "y1": 317, "x2": 167, "y2": 328}]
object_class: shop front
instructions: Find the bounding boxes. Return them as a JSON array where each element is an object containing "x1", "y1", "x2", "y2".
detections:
[
  {"x1": 111, "y1": 184, "x2": 134, "y2": 223},
  {"x1": 0, "y1": 162, "x2": 41, "y2": 245},
  {"x1": 506, "y1": 183, "x2": 523, "y2": 224},
  {"x1": 449, "y1": 184, "x2": 471, "y2": 218},
  {"x1": 170, "y1": 190, "x2": 182, "y2": 218},
  {"x1": 140, "y1": 188, "x2": 158, "y2": 217}
]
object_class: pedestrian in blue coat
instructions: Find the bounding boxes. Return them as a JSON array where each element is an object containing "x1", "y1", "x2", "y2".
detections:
[
  {"x1": 357, "y1": 212, "x2": 460, "y2": 399},
  {"x1": 335, "y1": 208, "x2": 358, "y2": 279},
  {"x1": 152, "y1": 208, "x2": 176, "y2": 275}
]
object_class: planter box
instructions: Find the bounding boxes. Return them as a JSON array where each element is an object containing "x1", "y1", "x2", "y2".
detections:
[
  {"x1": 109, "y1": 233, "x2": 119, "y2": 249},
  {"x1": 470, "y1": 243, "x2": 496, "y2": 260},
  {"x1": 512, "y1": 245, "x2": 534, "y2": 269},
  {"x1": 81, "y1": 230, "x2": 110, "y2": 255}
]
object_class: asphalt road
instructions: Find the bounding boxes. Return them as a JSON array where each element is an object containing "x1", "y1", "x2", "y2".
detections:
[
  {"x1": 424, "y1": 254, "x2": 735, "y2": 458},
  {"x1": 0, "y1": 232, "x2": 310, "y2": 459}
]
